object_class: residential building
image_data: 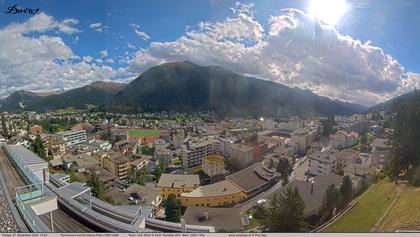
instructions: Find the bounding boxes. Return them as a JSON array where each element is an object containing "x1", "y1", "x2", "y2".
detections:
[
  {"x1": 182, "y1": 138, "x2": 220, "y2": 170},
  {"x1": 172, "y1": 133, "x2": 185, "y2": 149},
  {"x1": 371, "y1": 138, "x2": 391, "y2": 168},
  {"x1": 71, "y1": 122, "x2": 95, "y2": 134},
  {"x1": 131, "y1": 155, "x2": 152, "y2": 170},
  {"x1": 58, "y1": 129, "x2": 87, "y2": 146},
  {"x1": 46, "y1": 135, "x2": 66, "y2": 159},
  {"x1": 156, "y1": 174, "x2": 200, "y2": 199},
  {"x1": 330, "y1": 130, "x2": 359, "y2": 150},
  {"x1": 102, "y1": 152, "x2": 131, "y2": 180},
  {"x1": 202, "y1": 155, "x2": 226, "y2": 181},
  {"x1": 62, "y1": 153, "x2": 101, "y2": 174},
  {"x1": 154, "y1": 138, "x2": 166, "y2": 151},
  {"x1": 268, "y1": 174, "x2": 343, "y2": 217},
  {"x1": 291, "y1": 128, "x2": 316, "y2": 153},
  {"x1": 180, "y1": 180, "x2": 246, "y2": 207},
  {"x1": 308, "y1": 151, "x2": 338, "y2": 176},
  {"x1": 228, "y1": 143, "x2": 255, "y2": 170},
  {"x1": 30, "y1": 125, "x2": 43, "y2": 135}
]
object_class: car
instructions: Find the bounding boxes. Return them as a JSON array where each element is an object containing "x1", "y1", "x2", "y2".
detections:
[
  {"x1": 255, "y1": 199, "x2": 266, "y2": 206},
  {"x1": 128, "y1": 196, "x2": 134, "y2": 201}
]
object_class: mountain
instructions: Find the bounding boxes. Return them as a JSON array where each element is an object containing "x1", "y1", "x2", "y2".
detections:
[
  {"x1": 0, "y1": 81, "x2": 126, "y2": 112},
  {"x1": 369, "y1": 89, "x2": 420, "y2": 112},
  {"x1": 103, "y1": 61, "x2": 367, "y2": 117}
]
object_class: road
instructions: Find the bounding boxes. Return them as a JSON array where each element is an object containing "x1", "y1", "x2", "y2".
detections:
[{"x1": 236, "y1": 157, "x2": 309, "y2": 213}]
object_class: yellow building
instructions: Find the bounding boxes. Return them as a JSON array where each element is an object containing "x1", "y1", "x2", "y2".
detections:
[
  {"x1": 156, "y1": 174, "x2": 200, "y2": 199},
  {"x1": 102, "y1": 152, "x2": 130, "y2": 180},
  {"x1": 202, "y1": 155, "x2": 225, "y2": 178},
  {"x1": 47, "y1": 136, "x2": 66, "y2": 159},
  {"x1": 180, "y1": 180, "x2": 246, "y2": 207}
]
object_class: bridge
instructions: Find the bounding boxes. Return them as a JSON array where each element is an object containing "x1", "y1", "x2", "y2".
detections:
[{"x1": 0, "y1": 143, "x2": 215, "y2": 233}]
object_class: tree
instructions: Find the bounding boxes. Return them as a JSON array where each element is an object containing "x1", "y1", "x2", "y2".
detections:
[
  {"x1": 154, "y1": 160, "x2": 165, "y2": 181},
  {"x1": 388, "y1": 96, "x2": 420, "y2": 182},
  {"x1": 165, "y1": 194, "x2": 182, "y2": 223},
  {"x1": 31, "y1": 134, "x2": 48, "y2": 161},
  {"x1": 1, "y1": 115, "x2": 7, "y2": 135},
  {"x1": 277, "y1": 158, "x2": 292, "y2": 186},
  {"x1": 322, "y1": 116, "x2": 335, "y2": 136},
  {"x1": 68, "y1": 167, "x2": 79, "y2": 182},
  {"x1": 136, "y1": 168, "x2": 152, "y2": 185},
  {"x1": 410, "y1": 166, "x2": 420, "y2": 187},
  {"x1": 127, "y1": 167, "x2": 137, "y2": 184},
  {"x1": 87, "y1": 172, "x2": 104, "y2": 199},
  {"x1": 323, "y1": 183, "x2": 340, "y2": 214},
  {"x1": 141, "y1": 145, "x2": 155, "y2": 156},
  {"x1": 359, "y1": 133, "x2": 368, "y2": 146},
  {"x1": 263, "y1": 187, "x2": 307, "y2": 232},
  {"x1": 338, "y1": 175, "x2": 353, "y2": 209}
]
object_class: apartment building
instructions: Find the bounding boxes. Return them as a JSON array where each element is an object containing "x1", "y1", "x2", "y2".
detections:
[
  {"x1": 308, "y1": 151, "x2": 338, "y2": 176},
  {"x1": 228, "y1": 143, "x2": 255, "y2": 170},
  {"x1": 182, "y1": 138, "x2": 220, "y2": 170},
  {"x1": 46, "y1": 135, "x2": 66, "y2": 159},
  {"x1": 291, "y1": 128, "x2": 316, "y2": 153},
  {"x1": 102, "y1": 152, "x2": 131, "y2": 180},
  {"x1": 330, "y1": 130, "x2": 359, "y2": 150},
  {"x1": 202, "y1": 155, "x2": 226, "y2": 180},
  {"x1": 58, "y1": 129, "x2": 87, "y2": 146},
  {"x1": 371, "y1": 138, "x2": 391, "y2": 168}
]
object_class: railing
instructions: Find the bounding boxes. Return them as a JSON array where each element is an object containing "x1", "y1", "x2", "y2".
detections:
[
  {"x1": 15, "y1": 184, "x2": 43, "y2": 202},
  {"x1": 15, "y1": 191, "x2": 50, "y2": 232},
  {"x1": 2, "y1": 145, "x2": 44, "y2": 195}
]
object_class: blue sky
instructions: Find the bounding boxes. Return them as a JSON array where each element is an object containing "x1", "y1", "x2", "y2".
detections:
[{"x1": 0, "y1": 0, "x2": 419, "y2": 105}]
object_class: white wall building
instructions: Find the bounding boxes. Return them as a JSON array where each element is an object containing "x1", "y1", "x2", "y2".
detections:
[{"x1": 59, "y1": 129, "x2": 87, "y2": 146}]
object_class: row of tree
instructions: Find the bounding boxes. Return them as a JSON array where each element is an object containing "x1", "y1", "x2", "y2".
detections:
[
  {"x1": 388, "y1": 96, "x2": 420, "y2": 185},
  {"x1": 127, "y1": 167, "x2": 153, "y2": 185}
]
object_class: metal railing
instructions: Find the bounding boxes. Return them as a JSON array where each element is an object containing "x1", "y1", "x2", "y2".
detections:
[
  {"x1": 15, "y1": 191, "x2": 51, "y2": 232},
  {"x1": 2, "y1": 145, "x2": 44, "y2": 194},
  {"x1": 15, "y1": 184, "x2": 43, "y2": 202}
]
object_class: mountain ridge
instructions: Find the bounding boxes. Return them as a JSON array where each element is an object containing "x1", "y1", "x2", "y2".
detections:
[
  {"x1": 103, "y1": 61, "x2": 367, "y2": 117},
  {"x1": 0, "y1": 81, "x2": 126, "y2": 112}
]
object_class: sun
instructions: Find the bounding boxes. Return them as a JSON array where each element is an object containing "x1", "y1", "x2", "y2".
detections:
[{"x1": 308, "y1": 0, "x2": 348, "y2": 26}]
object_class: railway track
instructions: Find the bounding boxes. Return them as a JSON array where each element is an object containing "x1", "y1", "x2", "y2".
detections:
[{"x1": 0, "y1": 149, "x2": 95, "y2": 233}]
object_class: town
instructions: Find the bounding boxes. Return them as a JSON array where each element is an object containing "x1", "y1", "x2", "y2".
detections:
[{"x1": 0, "y1": 109, "x2": 394, "y2": 232}]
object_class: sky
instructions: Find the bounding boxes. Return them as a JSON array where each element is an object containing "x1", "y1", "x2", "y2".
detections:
[{"x1": 0, "y1": 0, "x2": 419, "y2": 106}]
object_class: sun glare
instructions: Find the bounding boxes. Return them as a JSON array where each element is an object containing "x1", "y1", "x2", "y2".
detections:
[{"x1": 308, "y1": 0, "x2": 348, "y2": 26}]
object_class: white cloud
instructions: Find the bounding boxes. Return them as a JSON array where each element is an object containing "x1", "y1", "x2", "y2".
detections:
[
  {"x1": 0, "y1": 13, "x2": 116, "y2": 98},
  {"x1": 4, "y1": 12, "x2": 80, "y2": 35},
  {"x1": 127, "y1": 42, "x2": 136, "y2": 49},
  {"x1": 89, "y1": 22, "x2": 103, "y2": 32},
  {"x1": 122, "y1": 5, "x2": 419, "y2": 106},
  {"x1": 105, "y1": 58, "x2": 115, "y2": 64},
  {"x1": 83, "y1": 56, "x2": 93, "y2": 62},
  {"x1": 130, "y1": 23, "x2": 151, "y2": 41},
  {"x1": 100, "y1": 50, "x2": 108, "y2": 58}
]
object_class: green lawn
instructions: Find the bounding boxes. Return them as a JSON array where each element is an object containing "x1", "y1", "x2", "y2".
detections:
[
  {"x1": 376, "y1": 184, "x2": 420, "y2": 232},
  {"x1": 128, "y1": 129, "x2": 160, "y2": 137},
  {"x1": 324, "y1": 180, "x2": 397, "y2": 232}
]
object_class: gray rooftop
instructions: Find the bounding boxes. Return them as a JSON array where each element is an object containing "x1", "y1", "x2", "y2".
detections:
[
  {"x1": 182, "y1": 206, "x2": 243, "y2": 232},
  {"x1": 8, "y1": 145, "x2": 48, "y2": 171},
  {"x1": 157, "y1": 174, "x2": 200, "y2": 188},
  {"x1": 226, "y1": 163, "x2": 268, "y2": 193}
]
